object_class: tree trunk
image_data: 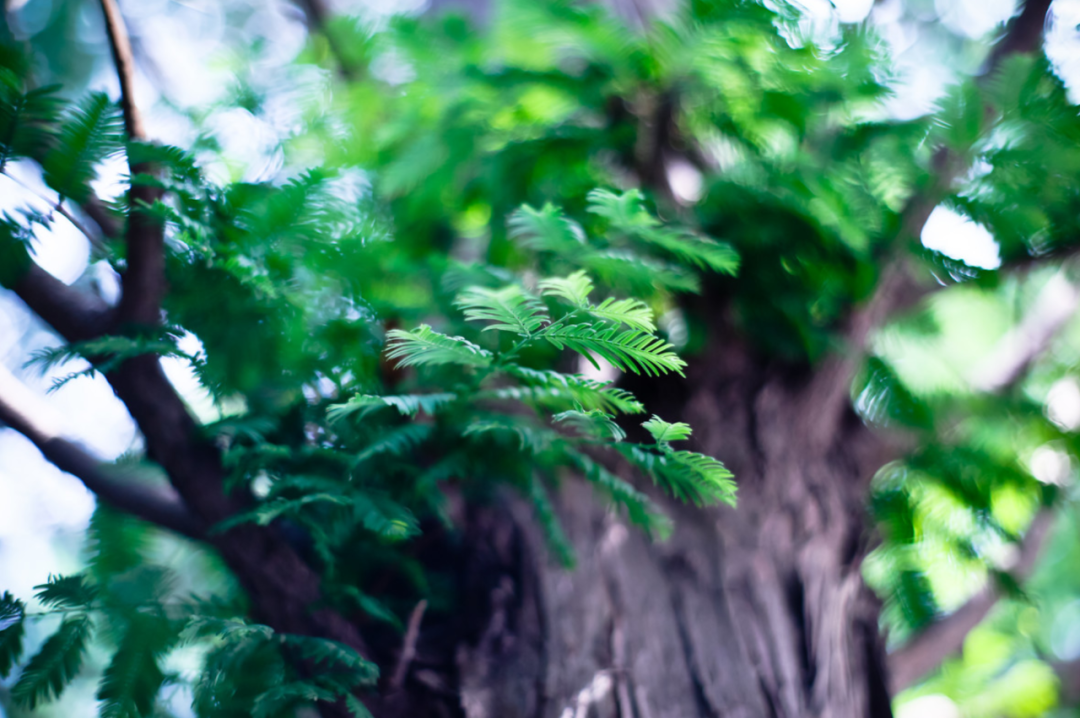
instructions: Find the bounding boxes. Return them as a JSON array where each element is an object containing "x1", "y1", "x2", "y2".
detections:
[{"x1": 447, "y1": 330, "x2": 898, "y2": 718}]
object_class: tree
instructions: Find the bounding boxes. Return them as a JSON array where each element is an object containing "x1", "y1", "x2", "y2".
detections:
[{"x1": 0, "y1": 0, "x2": 1075, "y2": 716}]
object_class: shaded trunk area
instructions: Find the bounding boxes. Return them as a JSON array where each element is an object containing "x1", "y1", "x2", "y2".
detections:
[{"x1": 386, "y1": 329, "x2": 898, "y2": 718}]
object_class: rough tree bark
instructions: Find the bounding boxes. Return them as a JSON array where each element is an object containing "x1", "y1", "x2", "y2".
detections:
[{"x1": 438, "y1": 311, "x2": 896, "y2": 718}]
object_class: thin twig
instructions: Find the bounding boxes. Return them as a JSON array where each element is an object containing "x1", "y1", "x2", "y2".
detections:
[
  {"x1": 1, "y1": 171, "x2": 108, "y2": 254},
  {"x1": 390, "y1": 599, "x2": 428, "y2": 690}
]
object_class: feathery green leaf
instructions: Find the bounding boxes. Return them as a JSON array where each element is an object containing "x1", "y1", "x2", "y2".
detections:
[
  {"x1": 544, "y1": 324, "x2": 686, "y2": 376},
  {"x1": 11, "y1": 614, "x2": 92, "y2": 708},
  {"x1": 455, "y1": 285, "x2": 549, "y2": 336},
  {"x1": 0, "y1": 591, "x2": 25, "y2": 678},
  {"x1": 385, "y1": 325, "x2": 493, "y2": 368}
]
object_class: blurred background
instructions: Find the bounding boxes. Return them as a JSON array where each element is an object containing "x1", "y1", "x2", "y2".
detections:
[{"x1": 5, "y1": 0, "x2": 1080, "y2": 716}]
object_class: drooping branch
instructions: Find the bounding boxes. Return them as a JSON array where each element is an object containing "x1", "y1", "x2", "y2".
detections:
[{"x1": 0, "y1": 363, "x2": 203, "y2": 538}]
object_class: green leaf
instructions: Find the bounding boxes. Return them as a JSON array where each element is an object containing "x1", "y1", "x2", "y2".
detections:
[
  {"x1": 253, "y1": 681, "x2": 336, "y2": 718},
  {"x1": 455, "y1": 285, "x2": 549, "y2": 336},
  {"x1": 97, "y1": 614, "x2": 171, "y2": 718},
  {"x1": 619, "y1": 445, "x2": 736, "y2": 507},
  {"x1": 539, "y1": 270, "x2": 594, "y2": 306},
  {"x1": 588, "y1": 297, "x2": 655, "y2": 332},
  {"x1": 504, "y1": 366, "x2": 645, "y2": 415},
  {"x1": 641, "y1": 415, "x2": 692, "y2": 444},
  {"x1": 41, "y1": 92, "x2": 122, "y2": 202},
  {"x1": 0, "y1": 84, "x2": 59, "y2": 169},
  {"x1": 544, "y1": 324, "x2": 686, "y2": 377},
  {"x1": 508, "y1": 203, "x2": 586, "y2": 254},
  {"x1": 385, "y1": 325, "x2": 493, "y2": 368},
  {"x1": 342, "y1": 588, "x2": 403, "y2": 630},
  {"x1": 12, "y1": 614, "x2": 92, "y2": 708},
  {"x1": 180, "y1": 616, "x2": 274, "y2": 643},
  {"x1": 553, "y1": 408, "x2": 626, "y2": 442},
  {"x1": 0, "y1": 591, "x2": 25, "y2": 678},
  {"x1": 281, "y1": 635, "x2": 379, "y2": 685},
  {"x1": 327, "y1": 392, "x2": 457, "y2": 421},
  {"x1": 566, "y1": 449, "x2": 672, "y2": 540},
  {"x1": 587, "y1": 189, "x2": 738, "y2": 274},
  {"x1": 34, "y1": 574, "x2": 97, "y2": 610},
  {"x1": 527, "y1": 477, "x2": 575, "y2": 567},
  {"x1": 354, "y1": 423, "x2": 433, "y2": 465}
]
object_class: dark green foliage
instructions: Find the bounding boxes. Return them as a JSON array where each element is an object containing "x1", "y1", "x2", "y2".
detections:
[
  {"x1": 40, "y1": 92, "x2": 122, "y2": 202},
  {"x1": 11, "y1": 614, "x2": 93, "y2": 708},
  {"x1": 0, "y1": 591, "x2": 25, "y2": 678},
  {"x1": 6, "y1": 0, "x2": 1080, "y2": 713}
]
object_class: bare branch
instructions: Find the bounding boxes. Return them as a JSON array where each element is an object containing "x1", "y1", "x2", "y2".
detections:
[
  {"x1": 98, "y1": 0, "x2": 146, "y2": 141},
  {"x1": 390, "y1": 599, "x2": 428, "y2": 690},
  {"x1": 971, "y1": 272, "x2": 1080, "y2": 391},
  {"x1": 0, "y1": 363, "x2": 202, "y2": 538}
]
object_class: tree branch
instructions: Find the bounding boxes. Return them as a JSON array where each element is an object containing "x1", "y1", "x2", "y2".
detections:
[
  {"x1": 98, "y1": 0, "x2": 166, "y2": 327},
  {"x1": 0, "y1": 363, "x2": 203, "y2": 538},
  {"x1": 293, "y1": 0, "x2": 359, "y2": 80},
  {"x1": 13, "y1": 262, "x2": 114, "y2": 342},
  {"x1": 805, "y1": 0, "x2": 1054, "y2": 447},
  {"x1": 98, "y1": 0, "x2": 146, "y2": 141}
]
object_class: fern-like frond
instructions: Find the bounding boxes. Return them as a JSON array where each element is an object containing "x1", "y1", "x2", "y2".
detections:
[
  {"x1": 214, "y1": 493, "x2": 352, "y2": 532},
  {"x1": 544, "y1": 324, "x2": 686, "y2": 376},
  {"x1": 589, "y1": 297, "x2": 655, "y2": 332},
  {"x1": 553, "y1": 408, "x2": 626, "y2": 442},
  {"x1": 587, "y1": 188, "x2": 738, "y2": 274},
  {"x1": 539, "y1": 270, "x2": 594, "y2": 306},
  {"x1": 507, "y1": 203, "x2": 586, "y2": 254},
  {"x1": 618, "y1": 445, "x2": 736, "y2": 507},
  {"x1": 582, "y1": 250, "x2": 700, "y2": 294},
  {"x1": 565, "y1": 449, "x2": 672, "y2": 539},
  {"x1": 455, "y1": 285, "x2": 548, "y2": 336},
  {"x1": 385, "y1": 325, "x2": 492, "y2": 368},
  {"x1": 586, "y1": 188, "x2": 659, "y2": 232},
  {"x1": 351, "y1": 492, "x2": 419, "y2": 540},
  {"x1": 41, "y1": 92, "x2": 122, "y2": 202},
  {"x1": 464, "y1": 418, "x2": 558, "y2": 454},
  {"x1": 0, "y1": 85, "x2": 59, "y2": 170},
  {"x1": 0, "y1": 592, "x2": 25, "y2": 678},
  {"x1": 181, "y1": 616, "x2": 275, "y2": 643},
  {"x1": 97, "y1": 614, "x2": 170, "y2": 718},
  {"x1": 34, "y1": 574, "x2": 97, "y2": 610},
  {"x1": 354, "y1": 423, "x2": 433, "y2": 465},
  {"x1": 280, "y1": 635, "x2": 379, "y2": 684},
  {"x1": 11, "y1": 614, "x2": 92, "y2": 708},
  {"x1": 328, "y1": 392, "x2": 457, "y2": 423},
  {"x1": 641, "y1": 415, "x2": 692, "y2": 444},
  {"x1": 505, "y1": 366, "x2": 645, "y2": 414},
  {"x1": 253, "y1": 681, "x2": 336, "y2": 718},
  {"x1": 527, "y1": 477, "x2": 575, "y2": 567}
]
